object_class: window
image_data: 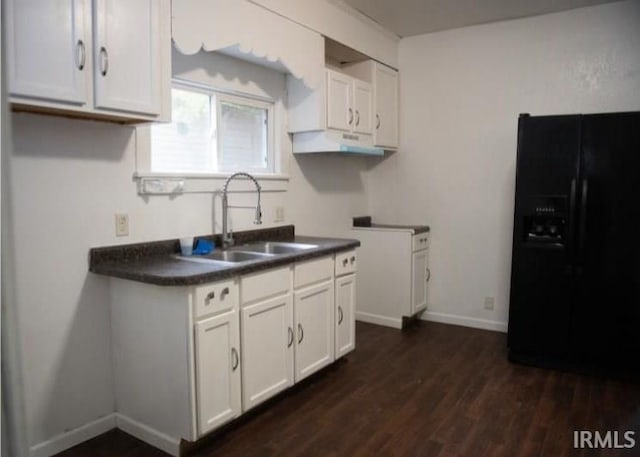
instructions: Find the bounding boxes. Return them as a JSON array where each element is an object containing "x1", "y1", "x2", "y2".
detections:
[{"x1": 151, "y1": 82, "x2": 275, "y2": 174}]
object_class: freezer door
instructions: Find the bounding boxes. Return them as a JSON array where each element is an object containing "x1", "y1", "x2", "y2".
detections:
[
  {"x1": 575, "y1": 112, "x2": 640, "y2": 373},
  {"x1": 508, "y1": 115, "x2": 581, "y2": 359}
]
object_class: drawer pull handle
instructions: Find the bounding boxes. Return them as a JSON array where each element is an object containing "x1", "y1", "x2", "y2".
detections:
[
  {"x1": 231, "y1": 348, "x2": 239, "y2": 371},
  {"x1": 76, "y1": 39, "x2": 86, "y2": 70},
  {"x1": 426, "y1": 268, "x2": 431, "y2": 282},
  {"x1": 338, "y1": 306, "x2": 344, "y2": 325},
  {"x1": 206, "y1": 291, "x2": 215, "y2": 302},
  {"x1": 298, "y1": 323, "x2": 304, "y2": 344},
  {"x1": 287, "y1": 327, "x2": 294, "y2": 348},
  {"x1": 350, "y1": 256, "x2": 356, "y2": 264},
  {"x1": 99, "y1": 46, "x2": 109, "y2": 76},
  {"x1": 220, "y1": 287, "x2": 230, "y2": 299},
  {"x1": 342, "y1": 258, "x2": 348, "y2": 267}
]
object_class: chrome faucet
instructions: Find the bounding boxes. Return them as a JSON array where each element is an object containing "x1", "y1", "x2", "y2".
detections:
[{"x1": 222, "y1": 172, "x2": 262, "y2": 248}]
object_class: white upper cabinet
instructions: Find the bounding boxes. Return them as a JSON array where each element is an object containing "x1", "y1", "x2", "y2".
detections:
[
  {"x1": 93, "y1": 0, "x2": 161, "y2": 116},
  {"x1": 6, "y1": 0, "x2": 170, "y2": 122},
  {"x1": 326, "y1": 69, "x2": 373, "y2": 135},
  {"x1": 326, "y1": 70, "x2": 353, "y2": 132},
  {"x1": 343, "y1": 60, "x2": 399, "y2": 149},
  {"x1": 374, "y1": 64, "x2": 399, "y2": 148},
  {"x1": 353, "y1": 80, "x2": 373, "y2": 135},
  {"x1": 5, "y1": 0, "x2": 89, "y2": 106}
]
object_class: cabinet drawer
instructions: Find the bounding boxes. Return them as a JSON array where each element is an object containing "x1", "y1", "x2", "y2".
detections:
[
  {"x1": 194, "y1": 279, "x2": 239, "y2": 319},
  {"x1": 294, "y1": 256, "x2": 334, "y2": 289},
  {"x1": 241, "y1": 266, "x2": 292, "y2": 305},
  {"x1": 334, "y1": 250, "x2": 357, "y2": 277},
  {"x1": 412, "y1": 233, "x2": 429, "y2": 251}
]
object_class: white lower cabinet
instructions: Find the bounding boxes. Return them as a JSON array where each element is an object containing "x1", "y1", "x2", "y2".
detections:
[
  {"x1": 412, "y1": 249, "x2": 428, "y2": 314},
  {"x1": 109, "y1": 250, "x2": 357, "y2": 456},
  {"x1": 294, "y1": 280, "x2": 335, "y2": 382},
  {"x1": 335, "y1": 273, "x2": 356, "y2": 358},
  {"x1": 241, "y1": 293, "x2": 294, "y2": 411},
  {"x1": 195, "y1": 309, "x2": 241, "y2": 436}
]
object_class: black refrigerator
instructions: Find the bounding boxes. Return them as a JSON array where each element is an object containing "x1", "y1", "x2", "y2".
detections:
[{"x1": 508, "y1": 111, "x2": 640, "y2": 378}]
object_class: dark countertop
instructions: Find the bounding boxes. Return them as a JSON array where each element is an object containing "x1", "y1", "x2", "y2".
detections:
[
  {"x1": 89, "y1": 226, "x2": 360, "y2": 286},
  {"x1": 352, "y1": 216, "x2": 430, "y2": 234}
]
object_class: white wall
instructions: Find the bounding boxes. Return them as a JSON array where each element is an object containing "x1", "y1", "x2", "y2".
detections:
[
  {"x1": 367, "y1": 0, "x2": 640, "y2": 331},
  {"x1": 8, "y1": 49, "x2": 370, "y2": 455}
]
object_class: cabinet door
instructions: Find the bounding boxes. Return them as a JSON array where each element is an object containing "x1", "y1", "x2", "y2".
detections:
[
  {"x1": 241, "y1": 294, "x2": 294, "y2": 411},
  {"x1": 93, "y1": 0, "x2": 161, "y2": 115},
  {"x1": 326, "y1": 70, "x2": 352, "y2": 132},
  {"x1": 294, "y1": 281, "x2": 335, "y2": 382},
  {"x1": 335, "y1": 274, "x2": 356, "y2": 359},
  {"x1": 353, "y1": 81, "x2": 373, "y2": 135},
  {"x1": 6, "y1": 0, "x2": 89, "y2": 105},
  {"x1": 411, "y1": 249, "x2": 428, "y2": 314},
  {"x1": 374, "y1": 64, "x2": 398, "y2": 148},
  {"x1": 195, "y1": 310, "x2": 241, "y2": 437}
]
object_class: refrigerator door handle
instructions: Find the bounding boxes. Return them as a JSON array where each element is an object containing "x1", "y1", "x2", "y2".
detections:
[
  {"x1": 577, "y1": 178, "x2": 589, "y2": 274},
  {"x1": 566, "y1": 178, "x2": 578, "y2": 274}
]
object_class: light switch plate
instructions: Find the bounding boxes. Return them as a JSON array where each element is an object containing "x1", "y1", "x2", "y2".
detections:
[
  {"x1": 275, "y1": 206, "x2": 285, "y2": 223},
  {"x1": 115, "y1": 214, "x2": 129, "y2": 237},
  {"x1": 484, "y1": 296, "x2": 495, "y2": 310}
]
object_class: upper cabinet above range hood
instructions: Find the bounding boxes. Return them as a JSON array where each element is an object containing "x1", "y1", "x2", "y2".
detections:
[{"x1": 288, "y1": 63, "x2": 398, "y2": 155}]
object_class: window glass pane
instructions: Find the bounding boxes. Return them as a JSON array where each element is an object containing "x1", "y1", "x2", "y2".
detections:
[
  {"x1": 151, "y1": 89, "x2": 216, "y2": 173},
  {"x1": 219, "y1": 101, "x2": 269, "y2": 172}
]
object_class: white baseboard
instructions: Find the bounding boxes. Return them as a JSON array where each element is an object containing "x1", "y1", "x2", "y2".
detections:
[
  {"x1": 29, "y1": 414, "x2": 116, "y2": 457},
  {"x1": 422, "y1": 311, "x2": 507, "y2": 333},
  {"x1": 115, "y1": 413, "x2": 181, "y2": 457},
  {"x1": 355, "y1": 311, "x2": 402, "y2": 329}
]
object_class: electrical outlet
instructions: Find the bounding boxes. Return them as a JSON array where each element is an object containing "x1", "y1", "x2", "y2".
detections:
[
  {"x1": 274, "y1": 206, "x2": 285, "y2": 223},
  {"x1": 115, "y1": 214, "x2": 129, "y2": 237},
  {"x1": 484, "y1": 296, "x2": 495, "y2": 311}
]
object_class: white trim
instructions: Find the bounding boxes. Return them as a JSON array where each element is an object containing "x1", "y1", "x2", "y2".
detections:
[
  {"x1": 115, "y1": 413, "x2": 181, "y2": 457},
  {"x1": 135, "y1": 173, "x2": 288, "y2": 195},
  {"x1": 355, "y1": 311, "x2": 402, "y2": 329},
  {"x1": 421, "y1": 311, "x2": 508, "y2": 333},
  {"x1": 29, "y1": 414, "x2": 116, "y2": 457}
]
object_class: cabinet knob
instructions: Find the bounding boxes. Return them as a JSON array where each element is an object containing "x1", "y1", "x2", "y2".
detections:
[
  {"x1": 298, "y1": 323, "x2": 304, "y2": 344},
  {"x1": 76, "y1": 40, "x2": 86, "y2": 71},
  {"x1": 350, "y1": 256, "x2": 356, "y2": 264},
  {"x1": 342, "y1": 258, "x2": 348, "y2": 267},
  {"x1": 426, "y1": 268, "x2": 431, "y2": 282},
  {"x1": 355, "y1": 110, "x2": 360, "y2": 127},
  {"x1": 348, "y1": 108, "x2": 353, "y2": 125},
  {"x1": 220, "y1": 287, "x2": 230, "y2": 299},
  {"x1": 206, "y1": 291, "x2": 215, "y2": 302},
  {"x1": 338, "y1": 306, "x2": 344, "y2": 325},
  {"x1": 376, "y1": 114, "x2": 381, "y2": 130}
]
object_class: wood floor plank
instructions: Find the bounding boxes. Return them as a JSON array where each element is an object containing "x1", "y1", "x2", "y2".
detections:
[{"x1": 54, "y1": 322, "x2": 640, "y2": 457}]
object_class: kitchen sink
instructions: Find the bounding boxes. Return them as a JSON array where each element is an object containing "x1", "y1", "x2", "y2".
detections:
[
  {"x1": 174, "y1": 250, "x2": 274, "y2": 265},
  {"x1": 236, "y1": 241, "x2": 318, "y2": 255},
  {"x1": 206, "y1": 250, "x2": 274, "y2": 262}
]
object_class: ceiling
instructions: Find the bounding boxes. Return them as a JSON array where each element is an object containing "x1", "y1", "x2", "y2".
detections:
[{"x1": 340, "y1": 0, "x2": 622, "y2": 37}]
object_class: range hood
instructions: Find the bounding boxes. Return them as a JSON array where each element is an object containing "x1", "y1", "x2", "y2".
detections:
[{"x1": 292, "y1": 130, "x2": 385, "y2": 156}]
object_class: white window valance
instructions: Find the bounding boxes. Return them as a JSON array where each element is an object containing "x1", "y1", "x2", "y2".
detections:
[{"x1": 172, "y1": 0, "x2": 325, "y2": 90}]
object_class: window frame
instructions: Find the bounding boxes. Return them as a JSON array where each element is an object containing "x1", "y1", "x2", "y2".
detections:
[
  {"x1": 149, "y1": 79, "x2": 277, "y2": 176},
  {"x1": 135, "y1": 78, "x2": 289, "y2": 197}
]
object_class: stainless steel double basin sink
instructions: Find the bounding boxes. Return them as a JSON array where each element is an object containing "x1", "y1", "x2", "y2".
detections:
[{"x1": 175, "y1": 241, "x2": 318, "y2": 266}]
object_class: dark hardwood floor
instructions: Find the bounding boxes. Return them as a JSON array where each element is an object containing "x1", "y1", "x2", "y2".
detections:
[{"x1": 55, "y1": 321, "x2": 640, "y2": 457}]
